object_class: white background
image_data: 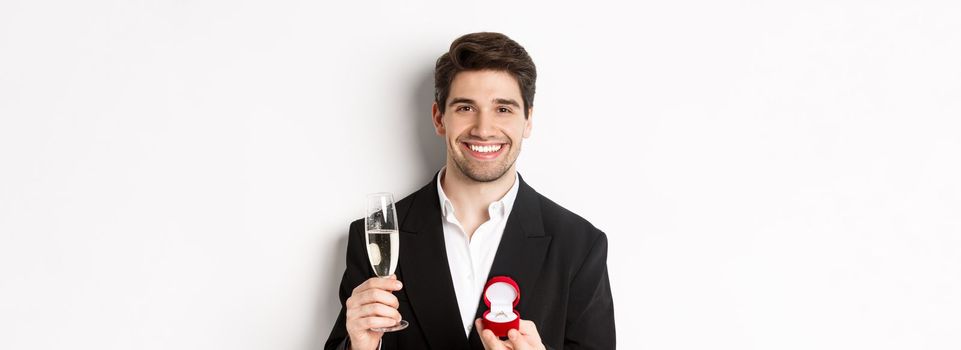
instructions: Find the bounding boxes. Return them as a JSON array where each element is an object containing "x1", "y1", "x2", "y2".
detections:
[{"x1": 1, "y1": 1, "x2": 959, "y2": 349}]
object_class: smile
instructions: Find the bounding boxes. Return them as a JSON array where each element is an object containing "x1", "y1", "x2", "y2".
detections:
[
  {"x1": 468, "y1": 144, "x2": 502, "y2": 153},
  {"x1": 461, "y1": 142, "x2": 507, "y2": 159}
]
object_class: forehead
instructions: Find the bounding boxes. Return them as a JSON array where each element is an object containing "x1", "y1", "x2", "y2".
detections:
[{"x1": 448, "y1": 70, "x2": 522, "y2": 103}]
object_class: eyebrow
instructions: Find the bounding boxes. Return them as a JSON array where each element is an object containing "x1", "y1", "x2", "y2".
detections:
[
  {"x1": 494, "y1": 98, "x2": 521, "y2": 108},
  {"x1": 447, "y1": 97, "x2": 521, "y2": 108},
  {"x1": 447, "y1": 97, "x2": 476, "y2": 107}
]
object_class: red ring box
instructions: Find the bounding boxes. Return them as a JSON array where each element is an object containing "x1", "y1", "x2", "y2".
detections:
[{"x1": 481, "y1": 276, "x2": 520, "y2": 337}]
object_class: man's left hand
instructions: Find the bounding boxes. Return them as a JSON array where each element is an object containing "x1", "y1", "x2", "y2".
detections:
[{"x1": 474, "y1": 318, "x2": 546, "y2": 350}]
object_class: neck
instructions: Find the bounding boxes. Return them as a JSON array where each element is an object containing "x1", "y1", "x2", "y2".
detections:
[{"x1": 440, "y1": 163, "x2": 516, "y2": 214}]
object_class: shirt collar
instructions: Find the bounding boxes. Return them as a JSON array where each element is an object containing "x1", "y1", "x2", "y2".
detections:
[{"x1": 436, "y1": 167, "x2": 520, "y2": 222}]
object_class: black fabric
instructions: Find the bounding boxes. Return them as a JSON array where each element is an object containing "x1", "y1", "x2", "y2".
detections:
[{"x1": 324, "y1": 174, "x2": 616, "y2": 349}]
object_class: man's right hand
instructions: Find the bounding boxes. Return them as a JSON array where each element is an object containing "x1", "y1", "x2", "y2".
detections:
[{"x1": 345, "y1": 275, "x2": 404, "y2": 350}]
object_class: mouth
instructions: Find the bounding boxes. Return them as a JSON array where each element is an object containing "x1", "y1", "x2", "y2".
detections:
[{"x1": 460, "y1": 141, "x2": 508, "y2": 160}]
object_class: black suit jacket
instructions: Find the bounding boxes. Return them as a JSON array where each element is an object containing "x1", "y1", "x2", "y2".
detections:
[{"x1": 325, "y1": 174, "x2": 615, "y2": 349}]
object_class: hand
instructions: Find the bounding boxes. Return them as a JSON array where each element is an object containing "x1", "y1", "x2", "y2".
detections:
[
  {"x1": 475, "y1": 318, "x2": 546, "y2": 350},
  {"x1": 345, "y1": 275, "x2": 404, "y2": 350}
]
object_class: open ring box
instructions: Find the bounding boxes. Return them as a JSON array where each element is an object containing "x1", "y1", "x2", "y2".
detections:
[{"x1": 481, "y1": 276, "x2": 520, "y2": 337}]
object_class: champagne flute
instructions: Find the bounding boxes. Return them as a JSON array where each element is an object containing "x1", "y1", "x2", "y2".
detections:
[{"x1": 365, "y1": 193, "x2": 409, "y2": 332}]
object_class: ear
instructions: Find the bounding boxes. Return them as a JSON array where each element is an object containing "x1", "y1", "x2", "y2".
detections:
[
  {"x1": 523, "y1": 107, "x2": 533, "y2": 138},
  {"x1": 432, "y1": 102, "x2": 446, "y2": 136}
]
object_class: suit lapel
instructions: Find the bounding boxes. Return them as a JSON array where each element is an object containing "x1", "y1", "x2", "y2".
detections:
[
  {"x1": 399, "y1": 177, "x2": 468, "y2": 349},
  {"x1": 470, "y1": 175, "x2": 552, "y2": 346}
]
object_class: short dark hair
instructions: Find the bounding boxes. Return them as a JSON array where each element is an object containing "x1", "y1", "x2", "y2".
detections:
[{"x1": 434, "y1": 32, "x2": 537, "y2": 118}]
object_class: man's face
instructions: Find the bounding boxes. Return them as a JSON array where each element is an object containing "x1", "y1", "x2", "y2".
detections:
[{"x1": 432, "y1": 70, "x2": 533, "y2": 183}]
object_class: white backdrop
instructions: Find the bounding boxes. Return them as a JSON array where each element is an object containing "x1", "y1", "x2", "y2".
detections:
[{"x1": 1, "y1": 1, "x2": 959, "y2": 349}]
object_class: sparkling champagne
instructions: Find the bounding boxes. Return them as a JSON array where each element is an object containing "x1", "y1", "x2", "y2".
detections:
[
  {"x1": 364, "y1": 192, "x2": 408, "y2": 331},
  {"x1": 366, "y1": 229, "x2": 399, "y2": 277}
]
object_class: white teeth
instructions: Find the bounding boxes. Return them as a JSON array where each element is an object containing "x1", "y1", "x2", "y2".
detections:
[{"x1": 468, "y1": 144, "x2": 502, "y2": 153}]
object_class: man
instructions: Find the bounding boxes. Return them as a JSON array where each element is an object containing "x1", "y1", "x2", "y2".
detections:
[{"x1": 325, "y1": 32, "x2": 615, "y2": 350}]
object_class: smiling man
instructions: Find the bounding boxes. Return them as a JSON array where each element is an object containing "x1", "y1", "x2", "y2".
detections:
[{"x1": 325, "y1": 32, "x2": 615, "y2": 350}]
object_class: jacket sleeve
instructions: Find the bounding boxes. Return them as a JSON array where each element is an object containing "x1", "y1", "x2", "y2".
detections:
[
  {"x1": 324, "y1": 220, "x2": 372, "y2": 350},
  {"x1": 564, "y1": 230, "x2": 616, "y2": 349}
]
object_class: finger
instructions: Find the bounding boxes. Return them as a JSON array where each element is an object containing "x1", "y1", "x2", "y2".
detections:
[
  {"x1": 346, "y1": 316, "x2": 401, "y2": 332},
  {"x1": 474, "y1": 319, "x2": 497, "y2": 348},
  {"x1": 354, "y1": 302, "x2": 401, "y2": 320},
  {"x1": 518, "y1": 320, "x2": 541, "y2": 339},
  {"x1": 347, "y1": 288, "x2": 400, "y2": 309},
  {"x1": 351, "y1": 277, "x2": 403, "y2": 295},
  {"x1": 480, "y1": 329, "x2": 509, "y2": 350},
  {"x1": 347, "y1": 298, "x2": 401, "y2": 323},
  {"x1": 507, "y1": 329, "x2": 531, "y2": 350}
]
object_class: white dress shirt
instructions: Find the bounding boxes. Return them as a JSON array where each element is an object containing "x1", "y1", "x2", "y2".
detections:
[{"x1": 436, "y1": 168, "x2": 520, "y2": 336}]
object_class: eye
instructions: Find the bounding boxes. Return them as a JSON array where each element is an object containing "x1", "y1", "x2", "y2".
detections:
[
  {"x1": 456, "y1": 105, "x2": 475, "y2": 112},
  {"x1": 498, "y1": 107, "x2": 513, "y2": 113}
]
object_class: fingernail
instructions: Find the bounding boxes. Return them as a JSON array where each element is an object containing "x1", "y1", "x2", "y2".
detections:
[{"x1": 395, "y1": 281, "x2": 403, "y2": 289}]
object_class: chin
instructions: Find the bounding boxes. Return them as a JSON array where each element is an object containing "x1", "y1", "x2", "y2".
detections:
[
  {"x1": 465, "y1": 173, "x2": 503, "y2": 183},
  {"x1": 461, "y1": 164, "x2": 512, "y2": 183}
]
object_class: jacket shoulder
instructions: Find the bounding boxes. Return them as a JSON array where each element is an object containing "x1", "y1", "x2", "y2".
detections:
[{"x1": 535, "y1": 192, "x2": 606, "y2": 242}]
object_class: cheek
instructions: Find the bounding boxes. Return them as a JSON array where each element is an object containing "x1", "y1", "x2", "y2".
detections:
[
  {"x1": 447, "y1": 123, "x2": 469, "y2": 138},
  {"x1": 511, "y1": 123, "x2": 529, "y2": 141}
]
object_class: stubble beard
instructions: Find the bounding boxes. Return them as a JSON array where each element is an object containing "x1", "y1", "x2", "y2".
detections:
[{"x1": 449, "y1": 142, "x2": 519, "y2": 183}]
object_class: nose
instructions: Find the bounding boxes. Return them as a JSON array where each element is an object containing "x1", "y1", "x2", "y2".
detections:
[{"x1": 470, "y1": 111, "x2": 497, "y2": 139}]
